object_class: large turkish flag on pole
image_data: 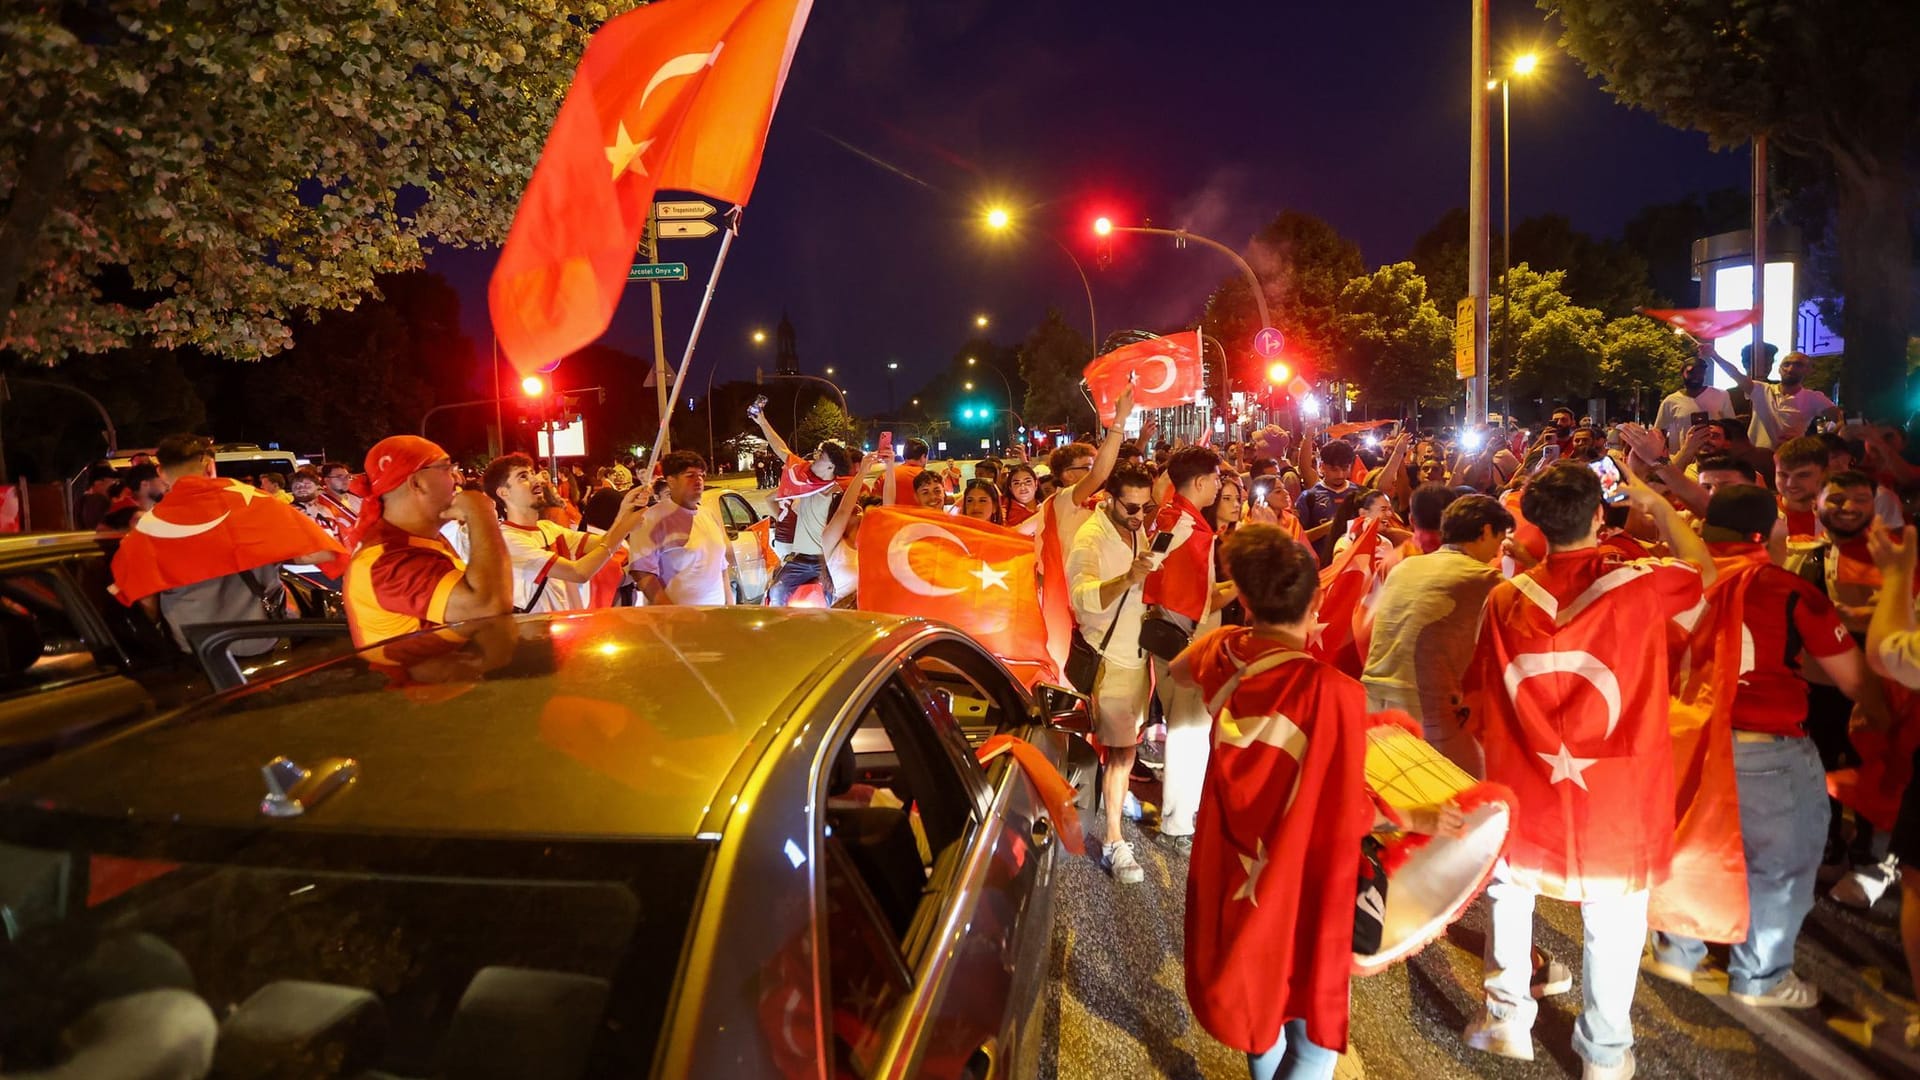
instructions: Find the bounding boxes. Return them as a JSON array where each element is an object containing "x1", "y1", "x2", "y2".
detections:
[
  {"x1": 488, "y1": 0, "x2": 812, "y2": 376},
  {"x1": 1084, "y1": 331, "x2": 1203, "y2": 424},
  {"x1": 857, "y1": 507, "x2": 1054, "y2": 684}
]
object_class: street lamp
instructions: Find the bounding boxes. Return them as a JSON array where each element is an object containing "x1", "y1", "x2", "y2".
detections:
[
  {"x1": 751, "y1": 329, "x2": 767, "y2": 344},
  {"x1": 825, "y1": 366, "x2": 835, "y2": 376},
  {"x1": 974, "y1": 314, "x2": 989, "y2": 329},
  {"x1": 978, "y1": 206, "x2": 1100, "y2": 353},
  {"x1": 1492, "y1": 51, "x2": 1539, "y2": 407}
]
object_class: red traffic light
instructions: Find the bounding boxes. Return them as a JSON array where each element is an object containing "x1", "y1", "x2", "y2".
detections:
[
  {"x1": 1266, "y1": 360, "x2": 1292, "y2": 384},
  {"x1": 521, "y1": 375, "x2": 546, "y2": 397},
  {"x1": 1093, "y1": 216, "x2": 1113, "y2": 237}
]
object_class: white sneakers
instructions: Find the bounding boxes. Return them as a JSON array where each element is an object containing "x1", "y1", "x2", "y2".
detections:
[
  {"x1": 1731, "y1": 971, "x2": 1822, "y2": 1009},
  {"x1": 1830, "y1": 854, "x2": 1898, "y2": 909},
  {"x1": 1463, "y1": 1011, "x2": 1533, "y2": 1062},
  {"x1": 1103, "y1": 839, "x2": 1144, "y2": 884},
  {"x1": 1583, "y1": 1049, "x2": 1635, "y2": 1080}
]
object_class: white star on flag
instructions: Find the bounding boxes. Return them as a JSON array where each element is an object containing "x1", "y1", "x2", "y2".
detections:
[
  {"x1": 968, "y1": 560, "x2": 1009, "y2": 591},
  {"x1": 1234, "y1": 839, "x2": 1269, "y2": 906},
  {"x1": 1538, "y1": 742, "x2": 1598, "y2": 790},
  {"x1": 220, "y1": 479, "x2": 261, "y2": 506},
  {"x1": 604, "y1": 122, "x2": 654, "y2": 181},
  {"x1": 1303, "y1": 612, "x2": 1331, "y2": 650}
]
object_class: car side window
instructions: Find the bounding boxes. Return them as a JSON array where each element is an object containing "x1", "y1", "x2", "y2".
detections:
[
  {"x1": 820, "y1": 837, "x2": 911, "y2": 1079},
  {"x1": 904, "y1": 639, "x2": 1028, "y2": 742},
  {"x1": 66, "y1": 553, "x2": 176, "y2": 667},
  {"x1": 719, "y1": 493, "x2": 755, "y2": 533},
  {"x1": 0, "y1": 571, "x2": 107, "y2": 689}
]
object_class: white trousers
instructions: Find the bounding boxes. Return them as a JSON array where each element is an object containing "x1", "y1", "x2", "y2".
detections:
[
  {"x1": 1483, "y1": 860, "x2": 1646, "y2": 1068},
  {"x1": 1153, "y1": 655, "x2": 1212, "y2": 837}
]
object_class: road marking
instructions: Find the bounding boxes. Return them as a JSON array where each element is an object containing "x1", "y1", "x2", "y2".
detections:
[{"x1": 1714, "y1": 998, "x2": 1881, "y2": 1080}]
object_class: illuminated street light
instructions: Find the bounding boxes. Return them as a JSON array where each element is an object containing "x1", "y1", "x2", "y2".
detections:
[
  {"x1": 985, "y1": 207, "x2": 1010, "y2": 230},
  {"x1": 974, "y1": 314, "x2": 989, "y2": 329},
  {"x1": 964, "y1": 381, "x2": 974, "y2": 391},
  {"x1": 751, "y1": 329, "x2": 767, "y2": 345},
  {"x1": 966, "y1": 356, "x2": 976, "y2": 366},
  {"x1": 1093, "y1": 217, "x2": 1113, "y2": 237},
  {"x1": 1512, "y1": 51, "x2": 1539, "y2": 76},
  {"x1": 521, "y1": 375, "x2": 546, "y2": 397},
  {"x1": 825, "y1": 366, "x2": 835, "y2": 375},
  {"x1": 888, "y1": 361, "x2": 899, "y2": 370}
]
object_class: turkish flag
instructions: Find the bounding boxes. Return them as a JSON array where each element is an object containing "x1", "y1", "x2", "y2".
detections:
[
  {"x1": 1084, "y1": 331, "x2": 1203, "y2": 424},
  {"x1": 1143, "y1": 494, "x2": 1214, "y2": 623},
  {"x1": 1184, "y1": 629, "x2": 1374, "y2": 1054},
  {"x1": 857, "y1": 507, "x2": 1053, "y2": 683},
  {"x1": 111, "y1": 476, "x2": 347, "y2": 604},
  {"x1": 1306, "y1": 516, "x2": 1385, "y2": 677},
  {"x1": 1648, "y1": 549, "x2": 1762, "y2": 944},
  {"x1": 1463, "y1": 548, "x2": 1703, "y2": 900},
  {"x1": 1637, "y1": 307, "x2": 1757, "y2": 340},
  {"x1": 489, "y1": 0, "x2": 813, "y2": 375}
]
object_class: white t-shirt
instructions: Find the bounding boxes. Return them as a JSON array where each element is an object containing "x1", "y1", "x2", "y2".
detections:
[
  {"x1": 775, "y1": 491, "x2": 835, "y2": 557},
  {"x1": 1653, "y1": 386, "x2": 1734, "y2": 451},
  {"x1": 1749, "y1": 383, "x2": 1835, "y2": 449},
  {"x1": 500, "y1": 520, "x2": 596, "y2": 613},
  {"x1": 631, "y1": 499, "x2": 731, "y2": 606}
]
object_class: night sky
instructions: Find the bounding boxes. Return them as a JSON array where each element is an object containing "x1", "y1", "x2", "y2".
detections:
[{"x1": 430, "y1": 0, "x2": 1749, "y2": 409}]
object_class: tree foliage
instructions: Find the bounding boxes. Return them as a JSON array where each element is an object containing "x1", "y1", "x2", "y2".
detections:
[
  {"x1": 1491, "y1": 264, "x2": 1605, "y2": 406},
  {"x1": 1546, "y1": 0, "x2": 1919, "y2": 421},
  {"x1": 1598, "y1": 314, "x2": 1693, "y2": 414},
  {"x1": 0, "y1": 0, "x2": 639, "y2": 361},
  {"x1": 793, "y1": 398, "x2": 855, "y2": 455},
  {"x1": 1018, "y1": 309, "x2": 1095, "y2": 433},
  {"x1": 1334, "y1": 263, "x2": 1454, "y2": 412},
  {"x1": 1202, "y1": 210, "x2": 1365, "y2": 388}
]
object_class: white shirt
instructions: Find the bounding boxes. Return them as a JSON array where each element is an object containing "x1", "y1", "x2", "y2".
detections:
[
  {"x1": 631, "y1": 499, "x2": 731, "y2": 606},
  {"x1": 1067, "y1": 508, "x2": 1148, "y2": 669},
  {"x1": 775, "y1": 490, "x2": 834, "y2": 557},
  {"x1": 1653, "y1": 386, "x2": 1734, "y2": 451},
  {"x1": 1749, "y1": 383, "x2": 1835, "y2": 449},
  {"x1": 500, "y1": 520, "x2": 596, "y2": 613}
]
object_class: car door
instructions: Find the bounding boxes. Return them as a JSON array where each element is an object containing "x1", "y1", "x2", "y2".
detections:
[{"x1": 717, "y1": 492, "x2": 772, "y2": 603}]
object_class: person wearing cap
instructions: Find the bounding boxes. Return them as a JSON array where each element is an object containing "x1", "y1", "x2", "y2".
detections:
[
  {"x1": 343, "y1": 435, "x2": 512, "y2": 649},
  {"x1": 1645, "y1": 484, "x2": 1883, "y2": 1009}
]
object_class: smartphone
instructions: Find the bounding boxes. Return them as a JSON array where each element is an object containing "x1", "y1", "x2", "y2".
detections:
[
  {"x1": 1250, "y1": 478, "x2": 1274, "y2": 507},
  {"x1": 746, "y1": 394, "x2": 769, "y2": 420},
  {"x1": 1540, "y1": 443, "x2": 1561, "y2": 465},
  {"x1": 1690, "y1": 410, "x2": 1710, "y2": 427},
  {"x1": 1151, "y1": 531, "x2": 1176, "y2": 554},
  {"x1": 877, "y1": 431, "x2": 893, "y2": 455},
  {"x1": 1589, "y1": 456, "x2": 1629, "y2": 504}
]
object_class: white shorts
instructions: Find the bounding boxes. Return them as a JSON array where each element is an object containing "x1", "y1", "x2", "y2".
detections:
[{"x1": 1092, "y1": 660, "x2": 1152, "y2": 748}]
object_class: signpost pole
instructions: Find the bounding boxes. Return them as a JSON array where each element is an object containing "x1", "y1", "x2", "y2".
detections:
[
  {"x1": 647, "y1": 206, "x2": 672, "y2": 456},
  {"x1": 641, "y1": 209, "x2": 740, "y2": 482}
]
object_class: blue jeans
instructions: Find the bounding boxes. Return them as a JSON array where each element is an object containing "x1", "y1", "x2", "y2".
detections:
[
  {"x1": 1247, "y1": 1018, "x2": 1337, "y2": 1080},
  {"x1": 1651, "y1": 735, "x2": 1829, "y2": 995},
  {"x1": 767, "y1": 554, "x2": 832, "y2": 606}
]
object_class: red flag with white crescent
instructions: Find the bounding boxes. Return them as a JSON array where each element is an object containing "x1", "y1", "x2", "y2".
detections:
[
  {"x1": 1462, "y1": 548, "x2": 1704, "y2": 900},
  {"x1": 110, "y1": 476, "x2": 347, "y2": 603},
  {"x1": 1083, "y1": 331, "x2": 1203, "y2": 424},
  {"x1": 1183, "y1": 628, "x2": 1374, "y2": 1054},
  {"x1": 1143, "y1": 493, "x2": 1215, "y2": 623},
  {"x1": 488, "y1": 0, "x2": 813, "y2": 376},
  {"x1": 1305, "y1": 515, "x2": 1384, "y2": 676},
  {"x1": 1637, "y1": 307, "x2": 1756, "y2": 340},
  {"x1": 856, "y1": 506, "x2": 1053, "y2": 684}
]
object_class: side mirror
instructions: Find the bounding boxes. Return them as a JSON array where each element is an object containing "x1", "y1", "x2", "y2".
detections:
[{"x1": 1033, "y1": 683, "x2": 1091, "y2": 733}]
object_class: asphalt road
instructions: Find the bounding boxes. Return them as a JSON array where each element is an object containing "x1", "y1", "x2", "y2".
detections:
[{"x1": 1037, "y1": 793, "x2": 1920, "y2": 1079}]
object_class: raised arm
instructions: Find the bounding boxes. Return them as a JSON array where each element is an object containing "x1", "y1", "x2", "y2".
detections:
[
  {"x1": 547, "y1": 488, "x2": 649, "y2": 583},
  {"x1": 1073, "y1": 384, "x2": 1136, "y2": 504},
  {"x1": 440, "y1": 491, "x2": 515, "y2": 621},
  {"x1": 822, "y1": 451, "x2": 888, "y2": 554},
  {"x1": 753, "y1": 410, "x2": 795, "y2": 462},
  {"x1": 1622, "y1": 466, "x2": 1716, "y2": 587}
]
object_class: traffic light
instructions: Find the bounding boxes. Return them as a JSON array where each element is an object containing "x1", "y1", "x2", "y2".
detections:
[
  {"x1": 1266, "y1": 360, "x2": 1291, "y2": 384},
  {"x1": 521, "y1": 375, "x2": 547, "y2": 397},
  {"x1": 1093, "y1": 216, "x2": 1113, "y2": 237}
]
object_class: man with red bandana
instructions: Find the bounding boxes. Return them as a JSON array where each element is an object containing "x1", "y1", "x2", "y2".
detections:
[{"x1": 343, "y1": 435, "x2": 512, "y2": 649}]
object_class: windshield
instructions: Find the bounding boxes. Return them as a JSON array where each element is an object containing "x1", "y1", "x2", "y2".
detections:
[{"x1": 0, "y1": 828, "x2": 709, "y2": 1078}]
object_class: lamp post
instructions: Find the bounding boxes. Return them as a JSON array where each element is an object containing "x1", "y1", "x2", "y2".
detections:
[
  {"x1": 967, "y1": 355, "x2": 1016, "y2": 445},
  {"x1": 1466, "y1": 0, "x2": 1491, "y2": 426},
  {"x1": 1491, "y1": 52, "x2": 1538, "y2": 413},
  {"x1": 887, "y1": 360, "x2": 898, "y2": 412},
  {"x1": 1093, "y1": 218, "x2": 1269, "y2": 341},
  {"x1": 982, "y1": 207, "x2": 1099, "y2": 353}
]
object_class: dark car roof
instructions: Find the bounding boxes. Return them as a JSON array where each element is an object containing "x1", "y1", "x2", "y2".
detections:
[
  {"x1": 0, "y1": 607, "x2": 906, "y2": 842},
  {"x1": 0, "y1": 532, "x2": 110, "y2": 561}
]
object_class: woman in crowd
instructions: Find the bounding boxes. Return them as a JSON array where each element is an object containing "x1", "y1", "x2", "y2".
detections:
[
  {"x1": 959, "y1": 478, "x2": 1003, "y2": 525},
  {"x1": 1001, "y1": 462, "x2": 1042, "y2": 532}
]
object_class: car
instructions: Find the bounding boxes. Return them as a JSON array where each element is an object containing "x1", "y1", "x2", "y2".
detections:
[
  {"x1": 0, "y1": 607, "x2": 1096, "y2": 1079},
  {"x1": 106, "y1": 443, "x2": 302, "y2": 483},
  {"x1": 701, "y1": 487, "x2": 775, "y2": 603}
]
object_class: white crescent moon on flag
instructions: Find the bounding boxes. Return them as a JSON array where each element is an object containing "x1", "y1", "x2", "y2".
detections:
[
  {"x1": 1139, "y1": 354, "x2": 1179, "y2": 394},
  {"x1": 641, "y1": 48, "x2": 722, "y2": 111},
  {"x1": 886, "y1": 522, "x2": 972, "y2": 597},
  {"x1": 1501, "y1": 650, "x2": 1623, "y2": 739},
  {"x1": 134, "y1": 510, "x2": 229, "y2": 540}
]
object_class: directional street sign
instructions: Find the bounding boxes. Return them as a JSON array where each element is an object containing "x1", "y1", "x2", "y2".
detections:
[
  {"x1": 627, "y1": 262, "x2": 689, "y2": 282},
  {"x1": 657, "y1": 219, "x2": 720, "y2": 240},
  {"x1": 1254, "y1": 327, "x2": 1285, "y2": 358},
  {"x1": 655, "y1": 199, "x2": 716, "y2": 221}
]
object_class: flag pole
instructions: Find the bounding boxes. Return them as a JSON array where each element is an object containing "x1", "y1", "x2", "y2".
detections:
[{"x1": 640, "y1": 206, "x2": 740, "y2": 479}]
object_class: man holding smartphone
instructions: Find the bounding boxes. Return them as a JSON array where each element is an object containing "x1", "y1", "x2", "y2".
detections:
[{"x1": 1654, "y1": 355, "x2": 1736, "y2": 453}]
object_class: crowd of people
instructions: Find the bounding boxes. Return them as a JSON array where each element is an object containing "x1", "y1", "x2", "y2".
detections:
[{"x1": 92, "y1": 341, "x2": 1920, "y2": 1080}]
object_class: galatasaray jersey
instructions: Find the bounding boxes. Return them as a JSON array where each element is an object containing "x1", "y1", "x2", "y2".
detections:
[{"x1": 344, "y1": 518, "x2": 466, "y2": 649}]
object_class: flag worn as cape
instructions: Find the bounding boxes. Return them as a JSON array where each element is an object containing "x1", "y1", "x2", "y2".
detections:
[
  {"x1": 488, "y1": 0, "x2": 813, "y2": 374},
  {"x1": 1184, "y1": 628, "x2": 1373, "y2": 1054},
  {"x1": 1307, "y1": 515, "x2": 1384, "y2": 677},
  {"x1": 1462, "y1": 548, "x2": 1704, "y2": 900},
  {"x1": 111, "y1": 476, "x2": 347, "y2": 603},
  {"x1": 1648, "y1": 548, "x2": 1761, "y2": 944},
  {"x1": 1143, "y1": 492, "x2": 1214, "y2": 624}
]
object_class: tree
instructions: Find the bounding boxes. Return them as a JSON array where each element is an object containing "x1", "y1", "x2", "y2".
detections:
[
  {"x1": 1509, "y1": 214, "x2": 1656, "y2": 318},
  {"x1": 792, "y1": 398, "x2": 855, "y2": 455},
  {"x1": 1, "y1": 346, "x2": 207, "y2": 481},
  {"x1": 1548, "y1": 0, "x2": 1919, "y2": 422},
  {"x1": 1408, "y1": 208, "x2": 1470, "y2": 316},
  {"x1": 1335, "y1": 263, "x2": 1455, "y2": 413},
  {"x1": 0, "y1": 1, "x2": 639, "y2": 361},
  {"x1": 1491, "y1": 264, "x2": 1606, "y2": 408},
  {"x1": 1201, "y1": 210, "x2": 1366, "y2": 389},
  {"x1": 1598, "y1": 315, "x2": 1694, "y2": 419},
  {"x1": 1018, "y1": 309, "x2": 1095, "y2": 434}
]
